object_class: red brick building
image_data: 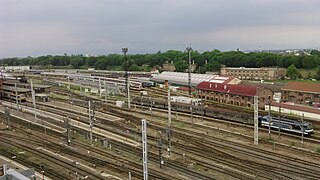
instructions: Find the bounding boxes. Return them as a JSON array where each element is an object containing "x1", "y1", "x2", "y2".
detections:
[
  {"x1": 281, "y1": 82, "x2": 320, "y2": 105},
  {"x1": 197, "y1": 82, "x2": 273, "y2": 109}
]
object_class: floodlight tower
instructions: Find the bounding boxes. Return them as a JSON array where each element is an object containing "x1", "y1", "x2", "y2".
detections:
[
  {"x1": 186, "y1": 45, "x2": 192, "y2": 95},
  {"x1": 122, "y1": 48, "x2": 130, "y2": 108}
]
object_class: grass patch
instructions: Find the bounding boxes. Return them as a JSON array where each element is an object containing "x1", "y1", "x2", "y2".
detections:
[
  {"x1": 316, "y1": 146, "x2": 320, "y2": 154},
  {"x1": 49, "y1": 92, "x2": 69, "y2": 100},
  {"x1": 299, "y1": 68, "x2": 318, "y2": 79},
  {"x1": 289, "y1": 141, "x2": 295, "y2": 147},
  {"x1": 175, "y1": 121, "x2": 186, "y2": 128}
]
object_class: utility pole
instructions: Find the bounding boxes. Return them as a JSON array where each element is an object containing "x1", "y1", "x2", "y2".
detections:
[
  {"x1": 122, "y1": 48, "x2": 131, "y2": 109},
  {"x1": 80, "y1": 82, "x2": 82, "y2": 94},
  {"x1": 301, "y1": 113, "x2": 304, "y2": 147},
  {"x1": 88, "y1": 101, "x2": 94, "y2": 144},
  {"x1": 99, "y1": 77, "x2": 102, "y2": 98},
  {"x1": 65, "y1": 116, "x2": 71, "y2": 145},
  {"x1": 141, "y1": 119, "x2": 148, "y2": 180},
  {"x1": 128, "y1": 172, "x2": 132, "y2": 180},
  {"x1": 278, "y1": 105, "x2": 281, "y2": 137},
  {"x1": 127, "y1": 82, "x2": 131, "y2": 109},
  {"x1": 268, "y1": 102, "x2": 271, "y2": 139},
  {"x1": 14, "y1": 83, "x2": 19, "y2": 112},
  {"x1": 201, "y1": 97, "x2": 204, "y2": 123},
  {"x1": 167, "y1": 84, "x2": 171, "y2": 157},
  {"x1": 157, "y1": 131, "x2": 163, "y2": 168},
  {"x1": 190, "y1": 98, "x2": 194, "y2": 127},
  {"x1": 4, "y1": 107, "x2": 10, "y2": 129},
  {"x1": 254, "y1": 96, "x2": 259, "y2": 146},
  {"x1": 30, "y1": 79, "x2": 37, "y2": 122},
  {"x1": 104, "y1": 81, "x2": 107, "y2": 107},
  {"x1": 67, "y1": 77, "x2": 71, "y2": 104},
  {"x1": 186, "y1": 45, "x2": 192, "y2": 95},
  {"x1": 149, "y1": 97, "x2": 153, "y2": 116}
]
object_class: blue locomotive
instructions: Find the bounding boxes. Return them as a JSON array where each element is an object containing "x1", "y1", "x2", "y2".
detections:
[{"x1": 258, "y1": 115, "x2": 313, "y2": 136}]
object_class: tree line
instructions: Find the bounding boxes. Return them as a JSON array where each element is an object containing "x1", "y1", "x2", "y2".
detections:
[{"x1": 1, "y1": 50, "x2": 320, "y2": 74}]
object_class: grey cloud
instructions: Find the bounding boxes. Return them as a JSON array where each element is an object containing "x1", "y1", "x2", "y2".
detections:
[{"x1": 1, "y1": 0, "x2": 320, "y2": 57}]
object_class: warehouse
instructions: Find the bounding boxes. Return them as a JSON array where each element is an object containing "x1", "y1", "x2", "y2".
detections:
[
  {"x1": 281, "y1": 82, "x2": 320, "y2": 106},
  {"x1": 151, "y1": 71, "x2": 241, "y2": 87},
  {"x1": 197, "y1": 82, "x2": 273, "y2": 109}
]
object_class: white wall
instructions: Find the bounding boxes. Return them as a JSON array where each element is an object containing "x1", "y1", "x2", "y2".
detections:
[{"x1": 265, "y1": 105, "x2": 320, "y2": 121}]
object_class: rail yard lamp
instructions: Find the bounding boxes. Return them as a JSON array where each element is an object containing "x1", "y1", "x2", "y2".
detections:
[
  {"x1": 186, "y1": 45, "x2": 192, "y2": 95},
  {"x1": 122, "y1": 48, "x2": 131, "y2": 109}
]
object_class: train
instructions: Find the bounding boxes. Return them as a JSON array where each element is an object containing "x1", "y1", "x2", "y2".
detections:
[
  {"x1": 141, "y1": 81, "x2": 156, "y2": 88},
  {"x1": 133, "y1": 96, "x2": 251, "y2": 123},
  {"x1": 133, "y1": 96, "x2": 314, "y2": 136},
  {"x1": 258, "y1": 116, "x2": 313, "y2": 136}
]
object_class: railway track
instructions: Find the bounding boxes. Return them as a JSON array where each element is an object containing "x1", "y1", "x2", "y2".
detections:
[
  {"x1": 0, "y1": 135, "x2": 104, "y2": 179},
  {"x1": 9, "y1": 86, "x2": 320, "y2": 179},
  {"x1": 108, "y1": 106, "x2": 320, "y2": 180},
  {"x1": 6, "y1": 100, "x2": 216, "y2": 179},
  {"x1": 29, "y1": 101, "x2": 219, "y2": 179}
]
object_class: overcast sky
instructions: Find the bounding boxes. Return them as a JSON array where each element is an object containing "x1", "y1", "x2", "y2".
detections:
[{"x1": 1, "y1": 0, "x2": 320, "y2": 57}]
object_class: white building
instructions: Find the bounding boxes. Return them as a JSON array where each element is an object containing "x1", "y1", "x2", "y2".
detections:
[{"x1": 5, "y1": 66, "x2": 32, "y2": 72}]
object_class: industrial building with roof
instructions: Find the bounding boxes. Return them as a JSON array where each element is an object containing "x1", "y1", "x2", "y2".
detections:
[
  {"x1": 151, "y1": 71, "x2": 241, "y2": 87},
  {"x1": 221, "y1": 67, "x2": 286, "y2": 80},
  {"x1": 266, "y1": 102, "x2": 320, "y2": 120},
  {"x1": 197, "y1": 82, "x2": 273, "y2": 109},
  {"x1": 281, "y1": 82, "x2": 320, "y2": 105}
]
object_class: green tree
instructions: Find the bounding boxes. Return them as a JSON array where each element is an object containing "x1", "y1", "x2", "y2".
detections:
[
  {"x1": 315, "y1": 67, "x2": 320, "y2": 80},
  {"x1": 286, "y1": 64, "x2": 300, "y2": 80},
  {"x1": 205, "y1": 61, "x2": 221, "y2": 72},
  {"x1": 174, "y1": 60, "x2": 188, "y2": 72},
  {"x1": 70, "y1": 57, "x2": 84, "y2": 68}
]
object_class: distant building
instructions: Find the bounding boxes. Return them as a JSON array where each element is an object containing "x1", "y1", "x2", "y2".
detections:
[
  {"x1": 281, "y1": 82, "x2": 320, "y2": 105},
  {"x1": 220, "y1": 67, "x2": 286, "y2": 80},
  {"x1": 162, "y1": 61, "x2": 176, "y2": 72},
  {"x1": 4, "y1": 66, "x2": 32, "y2": 72},
  {"x1": 197, "y1": 82, "x2": 273, "y2": 109}
]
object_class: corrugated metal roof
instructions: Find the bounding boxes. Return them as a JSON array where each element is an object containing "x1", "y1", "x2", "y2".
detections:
[
  {"x1": 151, "y1": 71, "x2": 235, "y2": 86},
  {"x1": 197, "y1": 81, "x2": 257, "y2": 97}
]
